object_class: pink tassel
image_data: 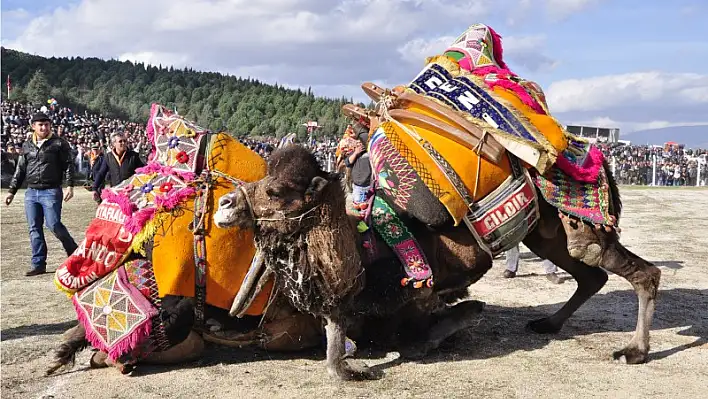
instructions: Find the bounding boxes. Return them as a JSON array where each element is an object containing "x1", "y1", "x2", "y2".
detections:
[
  {"x1": 487, "y1": 26, "x2": 510, "y2": 71},
  {"x1": 556, "y1": 146, "x2": 606, "y2": 183},
  {"x1": 136, "y1": 162, "x2": 196, "y2": 182},
  {"x1": 470, "y1": 65, "x2": 546, "y2": 114},
  {"x1": 145, "y1": 103, "x2": 159, "y2": 162},
  {"x1": 101, "y1": 190, "x2": 137, "y2": 216},
  {"x1": 486, "y1": 78, "x2": 547, "y2": 114},
  {"x1": 107, "y1": 321, "x2": 152, "y2": 361},
  {"x1": 472, "y1": 65, "x2": 510, "y2": 78},
  {"x1": 154, "y1": 187, "x2": 196, "y2": 209},
  {"x1": 125, "y1": 208, "x2": 157, "y2": 234}
]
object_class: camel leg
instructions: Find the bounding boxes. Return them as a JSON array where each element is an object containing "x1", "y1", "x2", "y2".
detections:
[
  {"x1": 324, "y1": 315, "x2": 380, "y2": 381},
  {"x1": 400, "y1": 299, "x2": 485, "y2": 360},
  {"x1": 555, "y1": 204, "x2": 660, "y2": 363},
  {"x1": 260, "y1": 313, "x2": 323, "y2": 352},
  {"x1": 599, "y1": 242, "x2": 661, "y2": 364},
  {"x1": 87, "y1": 330, "x2": 205, "y2": 374},
  {"x1": 143, "y1": 331, "x2": 205, "y2": 364},
  {"x1": 522, "y1": 211, "x2": 609, "y2": 333}
]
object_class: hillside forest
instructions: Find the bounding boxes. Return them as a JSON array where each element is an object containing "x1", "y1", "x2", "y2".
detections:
[{"x1": 1, "y1": 47, "x2": 369, "y2": 139}]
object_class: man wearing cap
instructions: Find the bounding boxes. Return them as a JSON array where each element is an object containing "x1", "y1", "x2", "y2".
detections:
[{"x1": 5, "y1": 112, "x2": 79, "y2": 276}]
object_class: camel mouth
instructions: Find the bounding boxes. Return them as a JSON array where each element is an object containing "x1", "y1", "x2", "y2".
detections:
[{"x1": 213, "y1": 208, "x2": 241, "y2": 229}]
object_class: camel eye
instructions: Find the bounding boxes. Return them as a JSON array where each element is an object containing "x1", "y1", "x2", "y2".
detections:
[{"x1": 266, "y1": 186, "x2": 286, "y2": 199}]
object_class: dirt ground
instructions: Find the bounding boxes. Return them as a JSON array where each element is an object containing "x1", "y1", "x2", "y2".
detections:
[{"x1": 1, "y1": 187, "x2": 707, "y2": 399}]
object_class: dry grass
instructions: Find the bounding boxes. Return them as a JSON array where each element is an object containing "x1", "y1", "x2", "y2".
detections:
[{"x1": 1, "y1": 188, "x2": 707, "y2": 399}]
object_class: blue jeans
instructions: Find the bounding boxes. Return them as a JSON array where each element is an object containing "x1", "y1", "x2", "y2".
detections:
[
  {"x1": 352, "y1": 184, "x2": 371, "y2": 204},
  {"x1": 24, "y1": 188, "x2": 78, "y2": 271}
]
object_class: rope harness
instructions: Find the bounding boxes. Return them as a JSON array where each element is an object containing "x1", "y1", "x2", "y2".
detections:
[{"x1": 191, "y1": 170, "x2": 211, "y2": 327}]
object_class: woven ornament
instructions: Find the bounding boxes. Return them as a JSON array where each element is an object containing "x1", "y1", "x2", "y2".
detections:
[{"x1": 150, "y1": 106, "x2": 206, "y2": 173}]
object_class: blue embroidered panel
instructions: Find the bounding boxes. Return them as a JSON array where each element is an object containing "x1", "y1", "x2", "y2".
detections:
[{"x1": 408, "y1": 63, "x2": 538, "y2": 144}]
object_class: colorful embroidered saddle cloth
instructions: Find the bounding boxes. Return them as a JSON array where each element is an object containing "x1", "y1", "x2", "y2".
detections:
[
  {"x1": 363, "y1": 23, "x2": 570, "y2": 227},
  {"x1": 73, "y1": 262, "x2": 159, "y2": 362},
  {"x1": 56, "y1": 104, "x2": 273, "y2": 315},
  {"x1": 366, "y1": 61, "x2": 567, "y2": 226},
  {"x1": 73, "y1": 259, "x2": 184, "y2": 364},
  {"x1": 54, "y1": 104, "x2": 208, "y2": 294},
  {"x1": 531, "y1": 137, "x2": 617, "y2": 228},
  {"x1": 407, "y1": 58, "x2": 567, "y2": 173},
  {"x1": 359, "y1": 24, "x2": 609, "y2": 256},
  {"x1": 370, "y1": 196, "x2": 433, "y2": 288}
]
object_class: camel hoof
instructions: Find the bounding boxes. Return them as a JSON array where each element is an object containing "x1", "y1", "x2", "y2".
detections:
[
  {"x1": 329, "y1": 359, "x2": 382, "y2": 381},
  {"x1": 526, "y1": 318, "x2": 562, "y2": 334},
  {"x1": 612, "y1": 347, "x2": 648, "y2": 364},
  {"x1": 89, "y1": 351, "x2": 109, "y2": 369},
  {"x1": 45, "y1": 363, "x2": 64, "y2": 376}
]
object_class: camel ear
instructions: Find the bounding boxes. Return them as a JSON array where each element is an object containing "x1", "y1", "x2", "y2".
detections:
[
  {"x1": 305, "y1": 176, "x2": 329, "y2": 202},
  {"x1": 327, "y1": 171, "x2": 342, "y2": 182}
]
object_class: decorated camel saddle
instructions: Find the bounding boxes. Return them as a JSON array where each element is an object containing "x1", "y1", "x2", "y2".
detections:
[
  {"x1": 342, "y1": 23, "x2": 617, "y2": 284},
  {"x1": 53, "y1": 104, "x2": 273, "y2": 366}
]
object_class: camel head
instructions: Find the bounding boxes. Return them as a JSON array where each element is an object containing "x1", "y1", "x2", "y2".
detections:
[
  {"x1": 214, "y1": 145, "x2": 340, "y2": 236},
  {"x1": 214, "y1": 145, "x2": 363, "y2": 318}
]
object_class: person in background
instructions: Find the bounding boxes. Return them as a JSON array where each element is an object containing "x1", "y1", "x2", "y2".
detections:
[
  {"x1": 503, "y1": 244, "x2": 563, "y2": 284},
  {"x1": 87, "y1": 142, "x2": 105, "y2": 202},
  {"x1": 343, "y1": 122, "x2": 372, "y2": 208},
  {"x1": 91, "y1": 132, "x2": 144, "y2": 201},
  {"x1": 5, "y1": 112, "x2": 78, "y2": 277}
]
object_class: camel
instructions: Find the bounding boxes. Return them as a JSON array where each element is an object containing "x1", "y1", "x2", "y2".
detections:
[
  {"x1": 214, "y1": 144, "x2": 490, "y2": 379},
  {"x1": 213, "y1": 141, "x2": 661, "y2": 380}
]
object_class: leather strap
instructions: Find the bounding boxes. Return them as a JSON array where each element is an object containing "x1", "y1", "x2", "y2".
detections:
[{"x1": 359, "y1": 82, "x2": 504, "y2": 164}]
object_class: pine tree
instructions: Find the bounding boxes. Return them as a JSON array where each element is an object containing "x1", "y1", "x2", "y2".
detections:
[{"x1": 24, "y1": 69, "x2": 51, "y2": 106}]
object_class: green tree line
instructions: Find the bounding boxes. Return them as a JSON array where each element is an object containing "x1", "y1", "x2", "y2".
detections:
[{"x1": 1, "y1": 47, "x2": 368, "y2": 139}]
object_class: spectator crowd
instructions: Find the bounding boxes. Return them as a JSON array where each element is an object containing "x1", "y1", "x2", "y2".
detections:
[
  {"x1": 2, "y1": 99, "x2": 706, "y2": 186},
  {"x1": 597, "y1": 143, "x2": 707, "y2": 186},
  {"x1": 239, "y1": 136, "x2": 339, "y2": 171},
  {"x1": 2, "y1": 100, "x2": 151, "y2": 185}
]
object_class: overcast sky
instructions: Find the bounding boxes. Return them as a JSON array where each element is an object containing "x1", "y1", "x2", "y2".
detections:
[{"x1": 2, "y1": 0, "x2": 707, "y2": 133}]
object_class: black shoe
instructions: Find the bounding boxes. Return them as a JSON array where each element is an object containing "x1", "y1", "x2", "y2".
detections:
[
  {"x1": 502, "y1": 270, "x2": 516, "y2": 278},
  {"x1": 25, "y1": 269, "x2": 47, "y2": 277},
  {"x1": 546, "y1": 272, "x2": 563, "y2": 284}
]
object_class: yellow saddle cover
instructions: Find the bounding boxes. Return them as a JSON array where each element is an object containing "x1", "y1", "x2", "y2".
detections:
[
  {"x1": 491, "y1": 85, "x2": 569, "y2": 162},
  {"x1": 378, "y1": 119, "x2": 511, "y2": 226},
  {"x1": 151, "y1": 134, "x2": 273, "y2": 314},
  {"x1": 378, "y1": 56, "x2": 570, "y2": 225}
]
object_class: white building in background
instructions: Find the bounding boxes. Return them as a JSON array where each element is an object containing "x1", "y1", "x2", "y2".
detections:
[{"x1": 564, "y1": 124, "x2": 621, "y2": 143}]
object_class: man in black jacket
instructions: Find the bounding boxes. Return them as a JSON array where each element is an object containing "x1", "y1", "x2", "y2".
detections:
[
  {"x1": 91, "y1": 132, "x2": 144, "y2": 201},
  {"x1": 5, "y1": 112, "x2": 79, "y2": 276}
]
